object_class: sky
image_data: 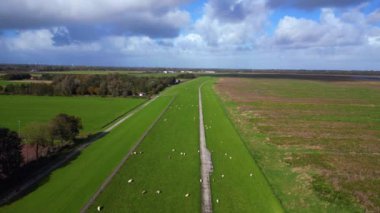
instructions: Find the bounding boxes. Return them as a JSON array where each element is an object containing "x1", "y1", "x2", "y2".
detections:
[{"x1": 0, "y1": 0, "x2": 380, "y2": 70}]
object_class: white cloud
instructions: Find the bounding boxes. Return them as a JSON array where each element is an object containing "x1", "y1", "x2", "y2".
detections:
[
  {"x1": 193, "y1": 0, "x2": 269, "y2": 48},
  {"x1": 368, "y1": 9, "x2": 380, "y2": 24},
  {"x1": 273, "y1": 8, "x2": 371, "y2": 48},
  {"x1": 4, "y1": 30, "x2": 54, "y2": 51}
]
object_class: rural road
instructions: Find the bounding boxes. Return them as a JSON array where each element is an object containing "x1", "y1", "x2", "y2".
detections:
[
  {"x1": 0, "y1": 96, "x2": 158, "y2": 206},
  {"x1": 80, "y1": 96, "x2": 176, "y2": 212},
  {"x1": 199, "y1": 84, "x2": 214, "y2": 213}
]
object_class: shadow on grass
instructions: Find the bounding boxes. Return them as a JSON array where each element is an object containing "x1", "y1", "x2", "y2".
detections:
[{"x1": 0, "y1": 131, "x2": 108, "y2": 206}]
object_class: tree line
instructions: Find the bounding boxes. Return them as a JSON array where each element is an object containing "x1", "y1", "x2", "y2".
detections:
[
  {"x1": 0, "y1": 114, "x2": 82, "y2": 180},
  {"x1": 0, "y1": 74, "x2": 177, "y2": 97}
]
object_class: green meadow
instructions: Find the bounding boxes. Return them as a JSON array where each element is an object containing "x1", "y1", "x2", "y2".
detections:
[{"x1": 0, "y1": 95, "x2": 145, "y2": 134}]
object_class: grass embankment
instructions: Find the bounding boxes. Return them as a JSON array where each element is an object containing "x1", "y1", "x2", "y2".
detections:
[
  {"x1": 0, "y1": 95, "x2": 173, "y2": 213},
  {"x1": 216, "y1": 78, "x2": 380, "y2": 212},
  {"x1": 202, "y1": 79, "x2": 283, "y2": 213},
  {"x1": 89, "y1": 78, "x2": 206, "y2": 212},
  {"x1": 0, "y1": 95, "x2": 145, "y2": 134}
]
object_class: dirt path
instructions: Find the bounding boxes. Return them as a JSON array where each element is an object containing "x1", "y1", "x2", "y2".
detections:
[
  {"x1": 0, "y1": 97, "x2": 158, "y2": 206},
  {"x1": 80, "y1": 96, "x2": 175, "y2": 212},
  {"x1": 199, "y1": 84, "x2": 213, "y2": 213}
]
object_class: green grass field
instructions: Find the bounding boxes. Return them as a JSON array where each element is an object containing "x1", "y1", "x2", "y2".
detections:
[
  {"x1": 217, "y1": 78, "x2": 380, "y2": 212},
  {"x1": 202, "y1": 80, "x2": 283, "y2": 213},
  {"x1": 0, "y1": 95, "x2": 173, "y2": 213},
  {"x1": 0, "y1": 81, "x2": 12, "y2": 86},
  {"x1": 89, "y1": 78, "x2": 206, "y2": 212},
  {"x1": 0, "y1": 95, "x2": 145, "y2": 134},
  {"x1": 0, "y1": 80, "x2": 26, "y2": 86}
]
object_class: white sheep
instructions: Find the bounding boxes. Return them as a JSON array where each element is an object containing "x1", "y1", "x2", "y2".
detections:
[
  {"x1": 128, "y1": 179, "x2": 133, "y2": 183},
  {"x1": 185, "y1": 193, "x2": 190, "y2": 197}
]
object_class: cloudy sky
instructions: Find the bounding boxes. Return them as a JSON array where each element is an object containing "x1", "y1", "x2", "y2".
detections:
[{"x1": 0, "y1": 0, "x2": 379, "y2": 70}]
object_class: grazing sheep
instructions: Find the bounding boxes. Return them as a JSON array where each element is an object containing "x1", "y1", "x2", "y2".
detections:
[
  {"x1": 97, "y1": 206, "x2": 103, "y2": 212},
  {"x1": 250, "y1": 173, "x2": 253, "y2": 177},
  {"x1": 224, "y1": 153, "x2": 227, "y2": 156},
  {"x1": 156, "y1": 190, "x2": 161, "y2": 194},
  {"x1": 200, "y1": 179, "x2": 202, "y2": 183},
  {"x1": 229, "y1": 156, "x2": 232, "y2": 160},
  {"x1": 172, "y1": 148, "x2": 175, "y2": 152},
  {"x1": 221, "y1": 174, "x2": 224, "y2": 178},
  {"x1": 142, "y1": 190, "x2": 147, "y2": 195},
  {"x1": 185, "y1": 193, "x2": 190, "y2": 197},
  {"x1": 133, "y1": 151, "x2": 137, "y2": 155},
  {"x1": 128, "y1": 179, "x2": 133, "y2": 183},
  {"x1": 216, "y1": 199, "x2": 219, "y2": 204}
]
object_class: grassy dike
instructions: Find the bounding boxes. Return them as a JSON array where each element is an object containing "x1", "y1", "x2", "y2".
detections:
[
  {"x1": 201, "y1": 79, "x2": 283, "y2": 213},
  {"x1": 88, "y1": 78, "x2": 208, "y2": 212}
]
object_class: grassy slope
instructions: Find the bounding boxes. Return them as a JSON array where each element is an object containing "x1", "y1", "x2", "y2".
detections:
[
  {"x1": 202, "y1": 79, "x2": 283, "y2": 213},
  {"x1": 89, "y1": 78, "x2": 206, "y2": 212},
  {"x1": 0, "y1": 96, "x2": 173, "y2": 213},
  {"x1": 0, "y1": 95, "x2": 145, "y2": 133}
]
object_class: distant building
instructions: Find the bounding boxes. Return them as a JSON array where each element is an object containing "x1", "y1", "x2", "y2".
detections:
[{"x1": 204, "y1": 70, "x2": 215, "y2": 74}]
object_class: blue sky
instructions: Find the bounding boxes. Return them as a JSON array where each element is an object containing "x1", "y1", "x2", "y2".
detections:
[{"x1": 0, "y1": 0, "x2": 379, "y2": 70}]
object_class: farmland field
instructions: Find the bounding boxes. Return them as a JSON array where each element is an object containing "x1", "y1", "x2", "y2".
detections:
[
  {"x1": 0, "y1": 95, "x2": 145, "y2": 134},
  {"x1": 0, "y1": 94, "x2": 173, "y2": 213},
  {"x1": 216, "y1": 78, "x2": 380, "y2": 212},
  {"x1": 9, "y1": 76, "x2": 376, "y2": 212}
]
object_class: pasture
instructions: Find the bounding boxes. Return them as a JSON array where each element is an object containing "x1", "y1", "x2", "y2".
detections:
[
  {"x1": 216, "y1": 77, "x2": 380, "y2": 212},
  {"x1": 0, "y1": 95, "x2": 173, "y2": 213},
  {"x1": 89, "y1": 78, "x2": 206, "y2": 212},
  {"x1": 0, "y1": 95, "x2": 145, "y2": 134}
]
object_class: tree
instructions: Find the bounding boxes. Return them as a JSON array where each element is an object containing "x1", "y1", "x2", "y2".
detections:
[
  {"x1": 50, "y1": 114, "x2": 82, "y2": 144},
  {"x1": 0, "y1": 128, "x2": 23, "y2": 179},
  {"x1": 22, "y1": 123, "x2": 53, "y2": 159}
]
